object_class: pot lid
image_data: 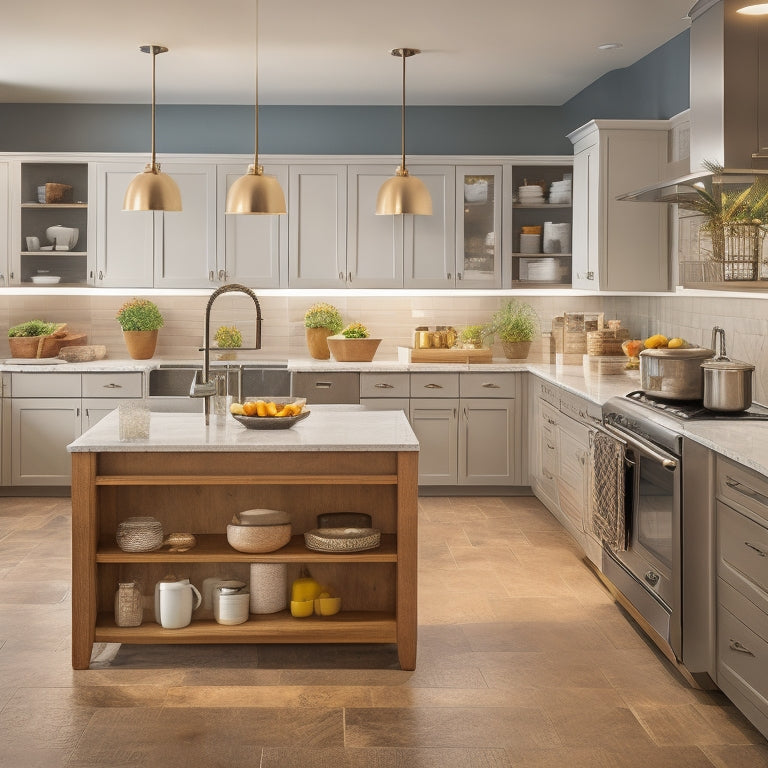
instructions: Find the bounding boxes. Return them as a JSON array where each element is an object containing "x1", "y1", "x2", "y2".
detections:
[
  {"x1": 640, "y1": 346, "x2": 715, "y2": 360},
  {"x1": 701, "y1": 359, "x2": 755, "y2": 372},
  {"x1": 233, "y1": 508, "x2": 290, "y2": 526}
]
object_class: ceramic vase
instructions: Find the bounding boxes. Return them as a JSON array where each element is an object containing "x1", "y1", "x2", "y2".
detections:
[
  {"x1": 305, "y1": 327, "x2": 333, "y2": 360},
  {"x1": 123, "y1": 330, "x2": 158, "y2": 360}
]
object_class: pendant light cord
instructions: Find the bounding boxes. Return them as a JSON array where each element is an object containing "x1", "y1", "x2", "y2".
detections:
[
  {"x1": 253, "y1": 0, "x2": 260, "y2": 171},
  {"x1": 400, "y1": 50, "x2": 406, "y2": 172},
  {"x1": 150, "y1": 47, "x2": 157, "y2": 170}
]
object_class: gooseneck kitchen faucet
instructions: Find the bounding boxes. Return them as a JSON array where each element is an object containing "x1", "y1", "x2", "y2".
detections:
[{"x1": 190, "y1": 283, "x2": 262, "y2": 424}]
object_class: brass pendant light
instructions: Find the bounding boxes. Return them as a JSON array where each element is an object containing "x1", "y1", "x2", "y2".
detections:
[
  {"x1": 123, "y1": 45, "x2": 182, "y2": 212},
  {"x1": 376, "y1": 47, "x2": 432, "y2": 216},
  {"x1": 225, "y1": 0, "x2": 286, "y2": 214}
]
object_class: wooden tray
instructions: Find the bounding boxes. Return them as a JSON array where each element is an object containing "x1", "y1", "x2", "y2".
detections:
[{"x1": 404, "y1": 347, "x2": 493, "y2": 364}]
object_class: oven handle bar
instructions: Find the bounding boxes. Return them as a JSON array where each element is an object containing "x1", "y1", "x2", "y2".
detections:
[{"x1": 601, "y1": 423, "x2": 679, "y2": 471}]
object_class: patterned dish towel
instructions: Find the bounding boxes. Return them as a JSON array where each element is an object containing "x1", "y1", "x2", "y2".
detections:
[{"x1": 590, "y1": 430, "x2": 627, "y2": 552}]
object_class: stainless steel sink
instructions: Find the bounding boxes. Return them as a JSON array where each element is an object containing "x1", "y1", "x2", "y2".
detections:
[{"x1": 149, "y1": 363, "x2": 291, "y2": 402}]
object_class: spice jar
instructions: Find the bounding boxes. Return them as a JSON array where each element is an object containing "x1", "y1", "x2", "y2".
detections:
[{"x1": 114, "y1": 580, "x2": 143, "y2": 627}]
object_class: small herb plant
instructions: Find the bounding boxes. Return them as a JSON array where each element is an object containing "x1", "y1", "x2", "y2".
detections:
[
  {"x1": 459, "y1": 324, "x2": 490, "y2": 347},
  {"x1": 341, "y1": 322, "x2": 369, "y2": 339},
  {"x1": 115, "y1": 298, "x2": 164, "y2": 332},
  {"x1": 214, "y1": 326, "x2": 243, "y2": 348},
  {"x1": 304, "y1": 303, "x2": 343, "y2": 333},
  {"x1": 488, "y1": 300, "x2": 539, "y2": 343},
  {"x1": 8, "y1": 320, "x2": 59, "y2": 338}
]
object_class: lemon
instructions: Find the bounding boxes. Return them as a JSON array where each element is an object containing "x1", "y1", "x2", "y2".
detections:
[
  {"x1": 229, "y1": 402, "x2": 245, "y2": 415},
  {"x1": 667, "y1": 337, "x2": 686, "y2": 349},
  {"x1": 643, "y1": 334, "x2": 669, "y2": 349}
]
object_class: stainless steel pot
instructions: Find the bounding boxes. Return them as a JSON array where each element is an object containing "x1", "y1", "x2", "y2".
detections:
[
  {"x1": 701, "y1": 327, "x2": 754, "y2": 412},
  {"x1": 639, "y1": 346, "x2": 715, "y2": 400}
]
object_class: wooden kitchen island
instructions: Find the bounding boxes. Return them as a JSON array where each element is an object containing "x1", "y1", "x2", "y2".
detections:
[{"x1": 68, "y1": 407, "x2": 419, "y2": 670}]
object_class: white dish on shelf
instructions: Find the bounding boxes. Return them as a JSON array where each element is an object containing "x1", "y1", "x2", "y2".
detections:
[
  {"x1": 39, "y1": 245, "x2": 54, "y2": 251},
  {"x1": 30, "y1": 275, "x2": 61, "y2": 284}
]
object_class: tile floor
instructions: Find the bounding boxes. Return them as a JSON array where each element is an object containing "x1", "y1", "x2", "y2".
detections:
[{"x1": 0, "y1": 494, "x2": 767, "y2": 767}]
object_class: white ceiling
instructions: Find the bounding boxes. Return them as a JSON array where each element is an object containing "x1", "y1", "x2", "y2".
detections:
[{"x1": 1, "y1": 0, "x2": 692, "y2": 106}]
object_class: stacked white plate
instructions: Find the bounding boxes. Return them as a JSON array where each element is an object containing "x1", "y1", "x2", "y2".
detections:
[
  {"x1": 30, "y1": 275, "x2": 61, "y2": 284},
  {"x1": 518, "y1": 185, "x2": 546, "y2": 204},
  {"x1": 548, "y1": 179, "x2": 572, "y2": 204},
  {"x1": 525, "y1": 258, "x2": 559, "y2": 282}
]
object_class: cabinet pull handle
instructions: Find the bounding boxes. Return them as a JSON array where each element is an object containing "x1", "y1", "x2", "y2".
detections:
[
  {"x1": 424, "y1": 383, "x2": 443, "y2": 389},
  {"x1": 542, "y1": 469, "x2": 554, "y2": 480},
  {"x1": 725, "y1": 476, "x2": 768, "y2": 507},
  {"x1": 209, "y1": 270, "x2": 215, "y2": 281},
  {"x1": 457, "y1": 272, "x2": 463, "y2": 280},
  {"x1": 481, "y1": 382, "x2": 500, "y2": 389},
  {"x1": 103, "y1": 383, "x2": 123, "y2": 389},
  {"x1": 98, "y1": 270, "x2": 103, "y2": 280},
  {"x1": 76, "y1": 407, "x2": 81, "y2": 417},
  {"x1": 546, "y1": 441, "x2": 555, "y2": 451},
  {"x1": 745, "y1": 541, "x2": 768, "y2": 558},
  {"x1": 374, "y1": 383, "x2": 394, "y2": 389},
  {"x1": 729, "y1": 639, "x2": 755, "y2": 656},
  {"x1": 339, "y1": 271, "x2": 344, "y2": 281},
  {"x1": 453, "y1": 408, "x2": 457, "y2": 419},
  {"x1": 463, "y1": 406, "x2": 469, "y2": 421},
  {"x1": 314, "y1": 382, "x2": 332, "y2": 389},
  {"x1": 577, "y1": 271, "x2": 594, "y2": 280},
  {"x1": 218, "y1": 269, "x2": 226, "y2": 280},
  {"x1": 546, "y1": 417, "x2": 557, "y2": 425},
  {"x1": 644, "y1": 571, "x2": 660, "y2": 587},
  {"x1": 348, "y1": 272, "x2": 352, "y2": 283},
  {"x1": 447, "y1": 272, "x2": 452, "y2": 280}
]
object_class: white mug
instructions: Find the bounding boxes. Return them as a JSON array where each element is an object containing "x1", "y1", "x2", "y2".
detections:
[
  {"x1": 154, "y1": 578, "x2": 201, "y2": 629},
  {"x1": 25, "y1": 236, "x2": 40, "y2": 251}
]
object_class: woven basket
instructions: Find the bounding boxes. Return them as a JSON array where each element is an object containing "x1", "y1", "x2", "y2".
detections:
[
  {"x1": 41, "y1": 182, "x2": 73, "y2": 204},
  {"x1": 587, "y1": 328, "x2": 630, "y2": 356}
]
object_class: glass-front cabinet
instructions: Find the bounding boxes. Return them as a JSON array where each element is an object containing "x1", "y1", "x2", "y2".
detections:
[{"x1": 456, "y1": 166, "x2": 502, "y2": 288}]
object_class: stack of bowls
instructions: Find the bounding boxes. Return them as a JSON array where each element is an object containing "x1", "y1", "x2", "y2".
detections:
[{"x1": 518, "y1": 185, "x2": 546, "y2": 204}]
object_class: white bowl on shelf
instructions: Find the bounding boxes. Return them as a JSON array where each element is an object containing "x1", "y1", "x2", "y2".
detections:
[{"x1": 30, "y1": 275, "x2": 61, "y2": 285}]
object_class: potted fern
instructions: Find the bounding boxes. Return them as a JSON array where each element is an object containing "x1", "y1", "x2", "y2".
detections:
[
  {"x1": 488, "y1": 300, "x2": 539, "y2": 360},
  {"x1": 303, "y1": 302, "x2": 343, "y2": 359},
  {"x1": 116, "y1": 298, "x2": 164, "y2": 359}
]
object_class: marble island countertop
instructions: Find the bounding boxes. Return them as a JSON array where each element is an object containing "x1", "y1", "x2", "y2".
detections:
[{"x1": 67, "y1": 404, "x2": 419, "y2": 453}]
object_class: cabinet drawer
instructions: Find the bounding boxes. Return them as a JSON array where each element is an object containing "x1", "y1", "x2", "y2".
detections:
[
  {"x1": 360, "y1": 397, "x2": 409, "y2": 414},
  {"x1": 360, "y1": 373, "x2": 410, "y2": 398},
  {"x1": 11, "y1": 372, "x2": 81, "y2": 398},
  {"x1": 460, "y1": 372, "x2": 517, "y2": 398},
  {"x1": 718, "y1": 457, "x2": 768, "y2": 526},
  {"x1": 717, "y1": 579, "x2": 768, "y2": 715},
  {"x1": 82, "y1": 373, "x2": 143, "y2": 398},
  {"x1": 718, "y1": 500, "x2": 768, "y2": 607},
  {"x1": 410, "y1": 373, "x2": 459, "y2": 398}
]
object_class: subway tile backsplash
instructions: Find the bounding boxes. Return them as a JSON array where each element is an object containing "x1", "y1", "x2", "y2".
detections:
[{"x1": 1, "y1": 292, "x2": 766, "y2": 404}]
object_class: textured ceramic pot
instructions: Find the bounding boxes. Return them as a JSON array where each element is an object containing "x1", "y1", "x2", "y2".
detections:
[
  {"x1": 501, "y1": 341, "x2": 532, "y2": 360},
  {"x1": 305, "y1": 327, "x2": 333, "y2": 360},
  {"x1": 123, "y1": 329, "x2": 158, "y2": 360}
]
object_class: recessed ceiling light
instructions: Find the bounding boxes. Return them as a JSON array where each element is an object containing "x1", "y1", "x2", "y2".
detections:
[
  {"x1": 597, "y1": 43, "x2": 623, "y2": 51},
  {"x1": 737, "y1": 4, "x2": 768, "y2": 15}
]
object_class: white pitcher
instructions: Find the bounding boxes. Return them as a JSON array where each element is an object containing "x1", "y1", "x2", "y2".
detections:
[{"x1": 154, "y1": 577, "x2": 201, "y2": 629}]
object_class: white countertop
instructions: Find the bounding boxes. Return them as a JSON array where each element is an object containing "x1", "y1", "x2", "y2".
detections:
[{"x1": 67, "y1": 404, "x2": 419, "y2": 453}]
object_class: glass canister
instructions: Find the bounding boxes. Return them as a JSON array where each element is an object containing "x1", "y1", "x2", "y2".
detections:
[{"x1": 114, "y1": 580, "x2": 143, "y2": 627}]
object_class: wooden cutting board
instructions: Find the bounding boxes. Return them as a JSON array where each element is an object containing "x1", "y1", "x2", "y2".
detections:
[{"x1": 408, "y1": 347, "x2": 493, "y2": 363}]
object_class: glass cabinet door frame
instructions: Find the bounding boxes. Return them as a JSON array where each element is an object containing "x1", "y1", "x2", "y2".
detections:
[{"x1": 455, "y1": 165, "x2": 502, "y2": 289}]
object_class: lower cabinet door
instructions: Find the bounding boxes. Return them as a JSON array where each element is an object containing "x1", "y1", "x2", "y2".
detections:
[
  {"x1": 12, "y1": 398, "x2": 81, "y2": 485},
  {"x1": 81, "y1": 398, "x2": 126, "y2": 431},
  {"x1": 458, "y1": 397, "x2": 517, "y2": 485},
  {"x1": 409, "y1": 399, "x2": 458, "y2": 485}
]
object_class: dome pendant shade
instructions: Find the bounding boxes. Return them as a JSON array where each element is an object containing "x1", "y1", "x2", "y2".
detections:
[
  {"x1": 376, "y1": 167, "x2": 432, "y2": 215},
  {"x1": 225, "y1": 0, "x2": 286, "y2": 215},
  {"x1": 376, "y1": 47, "x2": 432, "y2": 216},
  {"x1": 123, "y1": 44, "x2": 181, "y2": 212},
  {"x1": 226, "y1": 165, "x2": 286, "y2": 214},
  {"x1": 123, "y1": 163, "x2": 182, "y2": 211}
]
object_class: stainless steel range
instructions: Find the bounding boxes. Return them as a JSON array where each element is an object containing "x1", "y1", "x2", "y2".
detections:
[{"x1": 600, "y1": 392, "x2": 768, "y2": 687}]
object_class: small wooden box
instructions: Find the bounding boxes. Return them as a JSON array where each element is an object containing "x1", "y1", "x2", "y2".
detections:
[{"x1": 398, "y1": 346, "x2": 493, "y2": 364}]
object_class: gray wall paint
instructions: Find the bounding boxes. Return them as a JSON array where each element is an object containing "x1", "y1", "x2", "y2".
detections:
[{"x1": 0, "y1": 32, "x2": 690, "y2": 155}]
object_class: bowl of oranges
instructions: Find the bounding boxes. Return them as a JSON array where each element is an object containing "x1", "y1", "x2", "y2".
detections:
[{"x1": 230, "y1": 397, "x2": 309, "y2": 430}]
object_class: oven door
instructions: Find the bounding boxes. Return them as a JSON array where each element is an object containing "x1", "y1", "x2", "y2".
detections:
[{"x1": 603, "y1": 424, "x2": 680, "y2": 611}]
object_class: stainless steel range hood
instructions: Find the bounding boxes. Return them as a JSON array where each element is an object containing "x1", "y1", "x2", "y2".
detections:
[{"x1": 619, "y1": 0, "x2": 768, "y2": 202}]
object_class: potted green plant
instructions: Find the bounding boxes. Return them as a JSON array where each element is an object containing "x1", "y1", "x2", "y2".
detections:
[
  {"x1": 7, "y1": 320, "x2": 65, "y2": 358},
  {"x1": 303, "y1": 302, "x2": 343, "y2": 360},
  {"x1": 327, "y1": 322, "x2": 382, "y2": 362},
  {"x1": 488, "y1": 300, "x2": 539, "y2": 360},
  {"x1": 116, "y1": 298, "x2": 164, "y2": 359},
  {"x1": 679, "y1": 160, "x2": 768, "y2": 280},
  {"x1": 214, "y1": 325, "x2": 243, "y2": 360},
  {"x1": 459, "y1": 324, "x2": 491, "y2": 349}
]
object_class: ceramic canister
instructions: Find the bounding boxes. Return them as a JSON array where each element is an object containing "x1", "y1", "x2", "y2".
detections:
[
  {"x1": 154, "y1": 577, "x2": 201, "y2": 629},
  {"x1": 249, "y1": 563, "x2": 288, "y2": 614},
  {"x1": 213, "y1": 580, "x2": 249, "y2": 625}
]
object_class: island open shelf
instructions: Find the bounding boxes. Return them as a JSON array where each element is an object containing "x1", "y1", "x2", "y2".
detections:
[{"x1": 70, "y1": 409, "x2": 419, "y2": 671}]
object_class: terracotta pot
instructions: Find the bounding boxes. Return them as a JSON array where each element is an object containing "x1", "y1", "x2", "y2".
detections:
[
  {"x1": 123, "y1": 330, "x2": 158, "y2": 360},
  {"x1": 501, "y1": 341, "x2": 532, "y2": 360},
  {"x1": 305, "y1": 327, "x2": 333, "y2": 360},
  {"x1": 327, "y1": 337, "x2": 382, "y2": 362}
]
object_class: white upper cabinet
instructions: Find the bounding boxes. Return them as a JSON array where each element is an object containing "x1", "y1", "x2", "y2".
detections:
[
  {"x1": 288, "y1": 164, "x2": 347, "y2": 288},
  {"x1": 216, "y1": 164, "x2": 288, "y2": 288},
  {"x1": 568, "y1": 120, "x2": 669, "y2": 292},
  {"x1": 96, "y1": 162, "x2": 216, "y2": 288}
]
